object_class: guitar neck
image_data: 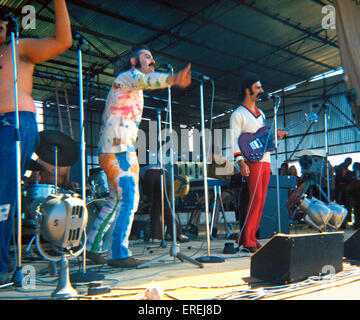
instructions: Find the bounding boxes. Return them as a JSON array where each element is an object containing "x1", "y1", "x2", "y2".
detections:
[{"x1": 284, "y1": 118, "x2": 309, "y2": 132}]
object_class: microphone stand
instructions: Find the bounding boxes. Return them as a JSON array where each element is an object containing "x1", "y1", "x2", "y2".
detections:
[
  {"x1": 9, "y1": 20, "x2": 23, "y2": 287},
  {"x1": 70, "y1": 34, "x2": 104, "y2": 283},
  {"x1": 137, "y1": 66, "x2": 203, "y2": 269},
  {"x1": 157, "y1": 109, "x2": 167, "y2": 248},
  {"x1": 324, "y1": 104, "x2": 331, "y2": 202},
  {"x1": 273, "y1": 95, "x2": 282, "y2": 234},
  {"x1": 195, "y1": 79, "x2": 224, "y2": 264}
]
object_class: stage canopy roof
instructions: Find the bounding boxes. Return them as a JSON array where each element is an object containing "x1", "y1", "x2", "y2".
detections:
[{"x1": 3, "y1": 0, "x2": 341, "y2": 126}]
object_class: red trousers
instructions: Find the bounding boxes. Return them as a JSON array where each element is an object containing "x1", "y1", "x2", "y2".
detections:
[{"x1": 240, "y1": 161, "x2": 271, "y2": 247}]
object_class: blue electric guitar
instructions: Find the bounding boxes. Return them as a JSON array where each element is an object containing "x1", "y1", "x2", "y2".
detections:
[{"x1": 238, "y1": 112, "x2": 318, "y2": 162}]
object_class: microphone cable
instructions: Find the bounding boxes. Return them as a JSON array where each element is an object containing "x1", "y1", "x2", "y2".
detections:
[{"x1": 236, "y1": 95, "x2": 281, "y2": 250}]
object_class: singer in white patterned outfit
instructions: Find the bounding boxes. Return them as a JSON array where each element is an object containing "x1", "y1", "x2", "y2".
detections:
[{"x1": 86, "y1": 45, "x2": 191, "y2": 268}]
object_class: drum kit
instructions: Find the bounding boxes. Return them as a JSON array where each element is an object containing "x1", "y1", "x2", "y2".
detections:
[{"x1": 22, "y1": 130, "x2": 111, "y2": 255}]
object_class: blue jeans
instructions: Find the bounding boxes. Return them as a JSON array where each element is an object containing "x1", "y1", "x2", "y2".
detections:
[{"x1": 0, "y1": 112, "x2": 39, "y2": 274}]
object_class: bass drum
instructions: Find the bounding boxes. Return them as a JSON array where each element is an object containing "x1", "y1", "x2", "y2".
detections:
[{"x1": 86, "y1": 199, "x2": 113, "y2": 252}]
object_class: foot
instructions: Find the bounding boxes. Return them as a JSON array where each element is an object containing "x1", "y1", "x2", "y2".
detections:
[
  {"x1": 108, "y1": 256, "x2": 145, "y2": 268},
  {"x1": 243, "y1": 246, "x2": 258, "y2": 253},
  {"x1": 86, "y1": 251, "x2": 108, "y2": 265},
  {"x1": 186, "y1": 224, "x2": 198, "y2": 236}
]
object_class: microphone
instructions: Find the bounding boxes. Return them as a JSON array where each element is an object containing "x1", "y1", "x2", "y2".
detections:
[
  {"x1": 72, "y1": 29, "x2": 88, "y2": 44},
  {"x1": 158, "y1": 62, "x2": 173, "y2": 72},
  {"x1": 258, "y1": 92, "x2": 280, "y2": 102},
  {"x1": 191, "y1": 70, "x2": 211, "y2": 81},
  {"x1": 0, "y1": 10, "x2": 18, "y2": 33}
]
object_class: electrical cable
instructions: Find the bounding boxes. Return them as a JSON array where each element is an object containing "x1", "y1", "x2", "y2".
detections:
[{"x1": 236, "y1": 96, "x2": 281, "y2": 247}]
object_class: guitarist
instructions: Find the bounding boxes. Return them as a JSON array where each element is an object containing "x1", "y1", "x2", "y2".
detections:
[{"x1": 230, "y1": 73, "x2": 287, "y2": 253}]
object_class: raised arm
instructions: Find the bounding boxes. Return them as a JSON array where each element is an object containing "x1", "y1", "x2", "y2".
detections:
[{"x1": 19, "y1": 0, "x2": 72, "y2": 64}]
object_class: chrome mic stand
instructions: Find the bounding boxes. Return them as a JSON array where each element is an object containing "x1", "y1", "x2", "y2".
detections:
[
  {"x1": 273, "y1": 95, "x2": 282, "y2": 233},
  {"x1": 157, "y1": 109, "x2": 167, "y2": 248},
  {"x1": 9, "y1": 18, "x2": 23, "y2": 287},
  {"x1": 195, "y1": 79, "x2": 224, "y2": 264},
  {"x1": 138, "y1": 65, "x2": 203, "y2": 269},
  {"x1": 70, "y1": 34, "x2": 104, "y2": 283},
  {"x1": 324, "y1": 104, "x2": 331, "y2": 202}
]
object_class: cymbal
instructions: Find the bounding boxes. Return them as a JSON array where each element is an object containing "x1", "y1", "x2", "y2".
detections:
[
  {"x1": 28, "y1": 159, "x2": 43, "y2": 171},
  {"x1": 36, "y1": 130, "x2": 79, "y2": 167}
]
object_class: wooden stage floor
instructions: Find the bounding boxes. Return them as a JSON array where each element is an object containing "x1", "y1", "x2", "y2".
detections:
[{"x1": 1, "y1": 221, "x2": 360, "y2": 304}]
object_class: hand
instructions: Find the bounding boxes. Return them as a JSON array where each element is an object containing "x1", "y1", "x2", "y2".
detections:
[
  {"x1": 238, "y1": 161, "x2": 250, "y2": 177},
  {"x1": 277, "y1": 128, "x2": 288, "y2": 140},
  {"x1": 168, "y1": 63, "x2": 191, "y2": 88}
]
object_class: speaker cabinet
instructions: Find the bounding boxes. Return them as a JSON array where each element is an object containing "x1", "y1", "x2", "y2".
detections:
[
  {"x1": 344, "y1": 230, "x2": 360, "y2": 260},
  {"x1": 258, "y1": 176, "x2": 297, "y2": 239},
  {"x1": 251, "y1": 232, "x2": 344, "y2": 284}
]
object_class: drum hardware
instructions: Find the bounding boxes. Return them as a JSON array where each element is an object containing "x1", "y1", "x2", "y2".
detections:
[
  {"x1": 35, "y1": 130, "x2": 79, "y2": 167},
  {"x1": 35, "y1": 130, "x2": 80, "y2": 201},
  {"x1": 34, "y1": 192, "x2": 88, "y2": 299},
  {"x1": 88, "y1": 168, "x2": 110, "y2": 199},
  {"x1": 21, "y1": 130, "x2": 82, "y2": 271}
]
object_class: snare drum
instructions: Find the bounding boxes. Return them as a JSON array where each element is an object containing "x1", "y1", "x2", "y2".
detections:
[{"x1": 88, "y1": 168, "x2": 110, "y2": 199}]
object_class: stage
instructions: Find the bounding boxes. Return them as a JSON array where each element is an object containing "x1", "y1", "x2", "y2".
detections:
[{"x1": 1, "y1": 223, "x2": 360, "y2": 302}]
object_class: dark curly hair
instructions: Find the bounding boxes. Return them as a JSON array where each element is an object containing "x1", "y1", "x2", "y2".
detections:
[
  {"x1": 113, "y1": 44, "x2": 151, "y2": 75},
  {"x1": 239, "y1": 72, "x2": 260, "y2": 102},
  {"x1": 0, "y1": 8, "x2": 17, "y2": 37}
]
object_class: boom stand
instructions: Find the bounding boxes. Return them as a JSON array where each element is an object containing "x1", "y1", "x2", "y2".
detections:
[
  {"x1": 138, "y1": 66, "x2": 203, "y2": 269},
  {"x1": 195, "y1": 80, "x2": 224, "y2": 264},
  {"x1": 324, "y1": 104, "x2": 331, "y2": 201},
  {"x1": 70, "y1": 35, "x2": 104, "y2": 283},
  {"x1": 9, "y1": 22, "x2": 23, "y2": 287},
  {"x1": 157, "y1": 109, "x2": 167, "y2": 248},
  {"x1": 273, "y1": 96, "x2": 282, "y2": 233}
]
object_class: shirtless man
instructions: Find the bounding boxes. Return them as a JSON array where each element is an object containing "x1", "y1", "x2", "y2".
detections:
[
  {"x1": 0, "y1": 2, "x2": 72, "y2": 284},
  {"x1": 27, "y1": 158, "x2": 80, "y2": 190}
]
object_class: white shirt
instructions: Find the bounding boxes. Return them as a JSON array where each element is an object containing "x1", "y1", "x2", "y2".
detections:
[
  {"x1": 229, "y1": 104, "x2": 271, "y2": 163},
  {"x1": 98, "y1": 68, "x2": 169, "y2": 153}
]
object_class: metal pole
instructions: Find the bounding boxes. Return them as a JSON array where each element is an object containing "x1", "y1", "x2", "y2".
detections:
[
  {"x1": 200, "y1": 81, "x2": 211, "y2": 255},
  {"x1": 274, "y1": 97, "x2": 282, "y2": 233},
  {"x1": 195, "y1": 81, "x2": 224, "y2": 263},
  {"x1": 69, "y1": 38, "x2": 104, "y2": 283},
  {"x1": 324, "y1": 105, "x2": 331, "y2": 201},
  {"x1": 157, "y1": 109, "x2": 166, "y2": 247},
  {"x1": 10, "y1": 27, "x2": 24, "y2": 286}
]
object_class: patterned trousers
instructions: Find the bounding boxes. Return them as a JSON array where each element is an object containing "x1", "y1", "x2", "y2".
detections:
[{"x1": 86, "y1": 152, "x2": 140, "y2": 260}]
